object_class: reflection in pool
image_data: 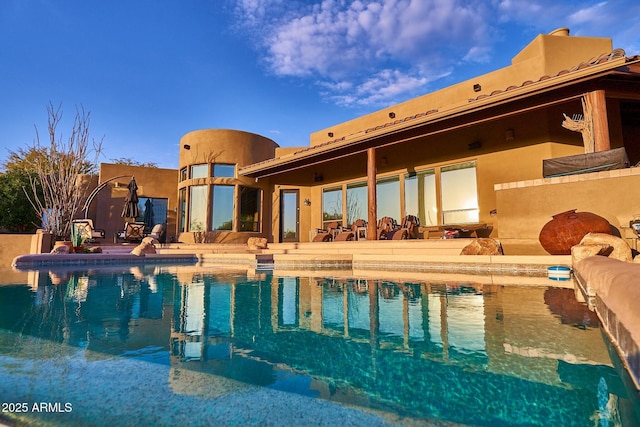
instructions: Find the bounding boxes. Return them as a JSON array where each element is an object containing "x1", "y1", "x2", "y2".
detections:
[{"x1": 0, "y1": 266, "x2": 639, "y2": 427}]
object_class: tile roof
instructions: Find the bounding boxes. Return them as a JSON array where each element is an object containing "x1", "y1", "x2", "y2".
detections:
[{"x1": 240, "y1": 48, "x2": 634, "y2": 175}]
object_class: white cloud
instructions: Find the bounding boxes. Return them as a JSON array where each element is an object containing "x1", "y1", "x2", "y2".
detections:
[{"x1": 232, "y1": 0, "x2": 640, "y2": 107}]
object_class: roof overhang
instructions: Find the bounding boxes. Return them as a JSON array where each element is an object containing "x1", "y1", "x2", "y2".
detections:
[{"x1": 240, "y1": 56, "x2": 640, "y2": 180}]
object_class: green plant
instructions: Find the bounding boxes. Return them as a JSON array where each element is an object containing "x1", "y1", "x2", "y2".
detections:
[{"x1": 70, "y1": 225, "x2": 85, "y2": 247}]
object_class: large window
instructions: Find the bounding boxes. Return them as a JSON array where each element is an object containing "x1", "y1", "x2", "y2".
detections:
[
  {"x1": 322, "y1": 187, "x2": 343, "y2": 229},
  {"x1": 211, "y1": 185, "x2": 234, "y2": 230},
  {"x1": 135, "y1": 197, "x2": 168, "y2": 240},
  {"x1": 213, "y1": 164, "x2": 235, "y2": 177},
  {"x1": 179, "y1": 188, "x2": 186, "y2": 232},
  {"x1": 179, "y1": 168, "x2": 187, "y2": 182},
  {"x1": 346, "y1": 182, "x2": 367, "y2": 227},
  {"x1": 189, "y1": 185, "x2": 208, "y2": 231},
  {"x1": 441, "y1": 161, "x2": 479, "y2": 224},
  {"x1": 239, "y1": 187, "x2": 261, "y2": 232},
  {"x1": 376, "y1": 177, "x2": 400, "y2": 221},
  {"x1": 405, "y1": 169, "x2": 437, "y2": 226},
  {"x1": 190, "y1": 164, "x2": 208, "y2": 179}
]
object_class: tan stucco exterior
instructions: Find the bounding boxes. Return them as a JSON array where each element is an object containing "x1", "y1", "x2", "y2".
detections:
[
  {"x1": 93, "y1": 163, "x2": 179, "y2": 243},
  {"x1": 177, "y1": 129, "x2": 278, "y2": 243},
  {"x1": 237, "y1": 28, "x2": 640, "y2": 248}
]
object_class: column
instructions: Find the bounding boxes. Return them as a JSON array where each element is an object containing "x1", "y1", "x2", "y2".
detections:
[{"x1": 367, "y1": 148, "x2": 377, "y2": 239}]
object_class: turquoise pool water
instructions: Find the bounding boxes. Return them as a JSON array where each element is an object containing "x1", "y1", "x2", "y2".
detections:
[{"x1": 0, "y1": 265, "x2": 639, "y2": 427}]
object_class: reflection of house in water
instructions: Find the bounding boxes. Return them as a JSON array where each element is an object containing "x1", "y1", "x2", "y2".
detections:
[{"x1": 168, "y1": 271, "x2": 631, "y2": 425}]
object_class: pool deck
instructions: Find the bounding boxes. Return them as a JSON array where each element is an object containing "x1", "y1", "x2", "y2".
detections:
[{"x1": 12, "y1": 239, "x2": 570, "y2": 276}]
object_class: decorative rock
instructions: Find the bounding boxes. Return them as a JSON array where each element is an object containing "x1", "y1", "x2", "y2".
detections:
[
  {"x1": 571, "y1": 244, "x2": 613, "y2": 264},
  {"x1": 460, "y1": 238, "x2": 504, "y2": 255},
  {"x1": 131, "y1": 238, "x2": 157, "y2": 257},
  {"x1": 50, "y1": 244, "x2": 70, "y2": 254},
  {"x1": 247, "y1": 237, "x2": 268, "y2": 250},
  {"x1": 578, "y1": 232, "x2": 632, "y2": 262}
]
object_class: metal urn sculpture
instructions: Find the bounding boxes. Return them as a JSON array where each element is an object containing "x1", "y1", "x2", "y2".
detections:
[{"x1": 539, "y1": 209, "x2": 611, "y2": 255}]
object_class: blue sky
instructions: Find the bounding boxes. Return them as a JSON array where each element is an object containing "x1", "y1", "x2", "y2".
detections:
[{"x1": 1, "y1": 0, "x2": 639, "y2": 170}]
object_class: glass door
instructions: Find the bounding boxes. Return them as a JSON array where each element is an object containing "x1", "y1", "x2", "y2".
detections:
[{"x1": 280, "y1": 190, "x2": 299, "y2": 242}]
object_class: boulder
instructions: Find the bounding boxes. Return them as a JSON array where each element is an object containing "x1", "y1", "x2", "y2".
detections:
[
  {"x1": 577, "y1": 233, "x2": 632, "y2": 262},
  {"x1": 50, "y1": 244, "x2": 70, "y2": 254},
  {"x1": 131, "y1": 238, "x2": 157, "y2": 257},
  {"x1": 247, "y1": 237, "x2": 268, "y2": 250},
  {"x1": 460, "y1": 238, "x2": 503, "y2": 255},
  {"x1": 571, "y1": 244, "x2": 613, "y2": 264}
]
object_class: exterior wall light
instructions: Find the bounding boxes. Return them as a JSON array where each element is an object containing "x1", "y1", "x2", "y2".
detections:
[
  {"x1": 183, "y1": 144, "x2": 191, "y2": 150},
  {"x1": 328, "y1": 132, "x2": 334, "y2": 138},
  {"x1": 473, "y1": 84, "x2": 481, "y2": 92},
  {"x1": 304, "y1": 198, "x2": 311, "y2": 206},
  {"x1": 389, "y1": 112, "x2": 396, "y2": 119}
]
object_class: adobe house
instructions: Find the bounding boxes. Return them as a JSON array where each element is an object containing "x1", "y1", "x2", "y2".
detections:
[{"x1": 82, "y1": 28, "x2": 640, "y2": 254}]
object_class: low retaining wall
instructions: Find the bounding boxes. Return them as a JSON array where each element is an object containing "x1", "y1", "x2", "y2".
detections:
[{"x1": 573, "y1": 256, "x2": 640, "y2": 390}]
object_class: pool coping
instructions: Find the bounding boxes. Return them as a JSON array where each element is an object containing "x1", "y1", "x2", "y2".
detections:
[{"x1": 12, "y1": 251, "x2": 571, "y2": 275}]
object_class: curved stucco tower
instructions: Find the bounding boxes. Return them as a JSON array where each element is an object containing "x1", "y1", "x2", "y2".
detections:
[{"x1": 177, "y1": 129, "x2": 278, "y2": 243}]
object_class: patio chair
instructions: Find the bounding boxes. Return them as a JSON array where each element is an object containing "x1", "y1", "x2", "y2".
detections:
[
  {"x1": 394, "y1": 215, "x2": 420, "y2": 239},
  {"x1": 333, "y1": 223, "x2": 356, "y2": 241},
  {"x1": 313, "y1": 221, "x2": 341, "y2": 242},
  {"x1": 71, "y1": 219, "x2": 105, "y2": 243},
  {"x1": 334, "y1": 219, "x2": 366, "y2": 241},
  {"x1": 376, "y1": 216, "x2": 398, "y2": 240},
  {"x1": 115, "y1": 222, "x2": 146, "y2": 243},
  {"x1": 350, "y1": 219, "x2": 367, "y2": 240},
  {"x1": 145, "y1": 223, "x2": 165, "y2": 242}
]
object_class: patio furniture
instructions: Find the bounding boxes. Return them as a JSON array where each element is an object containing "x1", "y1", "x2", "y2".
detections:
[
  {"x1": 71, "y1": 219, "x2": 105, "y2": 243},
  {"x1": 145, "y1": 223, "x2": 165, "y2": 242},
  {"x1": 389, "y1": 215, "x2": 420, "y2": 240},
  {"x1": 333, "y1": 223, "x2": 356, "y2": 241},
  {"x1": 376, "y1": 217, "x2": 398, "y2": 240},
  {"x1": 312, "y1": 221, "x2": 341, "y2": 242},
  {"x1": 351, "y1": 219, "x2": 367, "y2": 240},
  {"x1": 114, "y1": 222, "x2": 146, "y2": 243}
]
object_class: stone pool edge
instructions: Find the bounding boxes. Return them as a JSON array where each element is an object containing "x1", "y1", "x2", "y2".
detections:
[{"x1": 573, "y1": 255, "x2": 640, "y2": 392}]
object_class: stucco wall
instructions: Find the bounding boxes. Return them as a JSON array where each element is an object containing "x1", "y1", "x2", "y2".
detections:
[
  {"x1": 94, "y1": 164, "x2": 179, "y2": 243},
  {"x1": 495, "y1": 167, "x2": 640, "y2": 252},
  {"x1": 0, "y1": 234, "x2": 33, "y2": 267},
  {"x1": 178, "y1": 129, "x2": 278, "y2": 243}
]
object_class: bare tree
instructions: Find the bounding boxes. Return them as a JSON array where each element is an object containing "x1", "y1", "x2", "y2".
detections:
[{"x1": 25, "y1": 103, "x2": 103, "y2": 240}]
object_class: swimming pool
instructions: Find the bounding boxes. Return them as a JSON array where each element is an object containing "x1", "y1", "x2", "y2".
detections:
[{"x1": 1, "y1": 265, "x2": 639, "y2": 427}]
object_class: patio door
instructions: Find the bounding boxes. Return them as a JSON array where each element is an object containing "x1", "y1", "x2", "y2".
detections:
[{"x1": 280, "y1": 190, "x2": 299, "y2": 242}]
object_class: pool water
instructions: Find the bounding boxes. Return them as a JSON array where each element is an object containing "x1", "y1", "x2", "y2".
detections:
[{"x1": 1, "y1": 265, "x2": 639, "y2": 427}]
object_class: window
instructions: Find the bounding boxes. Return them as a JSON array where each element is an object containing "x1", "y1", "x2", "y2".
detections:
[
  {"x1": 213, "y1": 164, "x2": 235, "y2": 178},
  {"x1": 405, "y1": 169, "x2": 437, "y2": 226},
  {"x1": 376, "y1": 176, "x2": 400, "y2": 221},
  {"x1": 190, "y1": 164, "x2": 208, "y2": 179},
  {"x1": 211, "y1": 185, "x2": 234, "y2": 230},
  {"x1": 135, "y1": 197, "x2": 168, "y2": 239},
  {"x1": 179, "y1": 168, "x2": 187, "y2": 182},
  {"x1": 322, "y1": 187, "x2": 343, "y2": 229},
  {"x1": 239, "y1": 187, "x2": 261, "y2": 232},
  {"x1": 441, "y1": 161, "x2": 479, "y2": 224},
  {"x1": 189, "y1": 185, "x2": 208, "y2": 231},
  {"x1": 178, "y1": 188, "x2": 186, "y2": 232},
  {"x1": 346, "y1": 182, "x2": 367, "y2": 227}
]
